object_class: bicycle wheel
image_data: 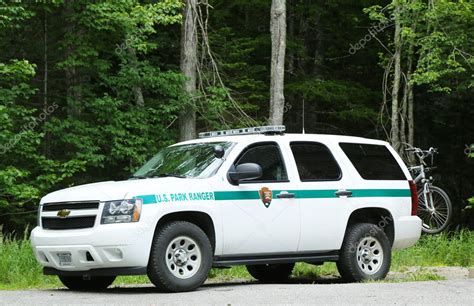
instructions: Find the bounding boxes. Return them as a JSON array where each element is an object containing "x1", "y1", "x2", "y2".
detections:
[{"x1": 417, "y1": 185, "x2": 452, "y2": 234}]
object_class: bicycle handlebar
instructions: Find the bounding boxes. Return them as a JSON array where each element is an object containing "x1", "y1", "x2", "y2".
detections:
[
  {"x1": 405, "y1": 146, "x2": 439, "y2": 165},
  {"x1": 405, "y1": 146, "x2": 438, "y2": 156}
]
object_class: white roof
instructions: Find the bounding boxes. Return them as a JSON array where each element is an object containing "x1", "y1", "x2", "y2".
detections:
[{"x1": 176, "y1": 133, "x2": 389, "y2": 147}]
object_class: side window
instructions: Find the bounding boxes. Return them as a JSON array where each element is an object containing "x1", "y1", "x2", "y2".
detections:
[
  {"x1": 339, "y1": 143, "x2": 406, "y2": 180},
  {"x1": 235, "y1": 143, "x2": 288, "y2": 182},
  {"x1": 290, "y1": 142, "x2": 341, "y2": 181}
]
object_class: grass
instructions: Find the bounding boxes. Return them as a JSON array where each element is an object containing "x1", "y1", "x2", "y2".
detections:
[{"x1": 0, "y1": 230, "x2": 472, "y2": 290}]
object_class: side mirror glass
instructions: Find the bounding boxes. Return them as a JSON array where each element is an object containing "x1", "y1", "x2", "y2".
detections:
[{"x1": 228, "y1": 163, "x2": 262, "y2": 185}]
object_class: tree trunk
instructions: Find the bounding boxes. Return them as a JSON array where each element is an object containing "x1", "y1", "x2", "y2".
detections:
[
  {"x1": 390, "y1": 6, "x2": 402, "y2": 153},
  {"x1": 287, "y1": 0, "x2": 294, "y2": 75},
  {"x1": 64, "y1": 0, "x2": 81, "y2": 118},
  {"x1": 43, "y1": 8, "x2": 48, "y2": 114},
  {"x1": 400, "y1": 86, "x2": 407, "y2": 145},
  {"x1": 43, "y1": 6, "x2": 50, "y2": 156},
  {"x1": 179, "y1": 0, "x2": 198, "y2": 141},
  {"x1": 133, "y1": 86, "x2": 145, "y2": 107},
  {"x1": 406, "y1": 44, "x2": 415, "y2": 148},
  {"x1": 126, "y1": 45, "x2": 145, "y2": 107},
  {"x1": 269, "y1": 0, "x2": 286, "y2": 125}
]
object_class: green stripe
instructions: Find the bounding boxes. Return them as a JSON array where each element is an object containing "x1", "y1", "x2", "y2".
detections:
[
  {"x1": 134, "y1": 194, "x2": 157, "y2": 204},
  {"x1": 135, "y1": 189, "x2": 410, "y2": 204},
  {"x1": 214, "y1": 191, "x2": 260, "y2": 201},
  {"x1": 291, "y1": 189, "x2": 338, "y2": 199},
  {"x1": 350, "y1": 189, "x2": 411, "y2": 197},
  {"x1": 213, "y1": 189, "x2": 410, "y2": 201}
]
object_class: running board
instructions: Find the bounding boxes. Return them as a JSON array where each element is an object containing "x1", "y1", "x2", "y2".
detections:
[{"x1": 213, "y1": 251, "x2": 339, "y2": 267}]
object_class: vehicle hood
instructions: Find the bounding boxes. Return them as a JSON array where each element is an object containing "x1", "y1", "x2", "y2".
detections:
[{"x1": 40, "y1": 178, "x2": 181, "y2": 204}]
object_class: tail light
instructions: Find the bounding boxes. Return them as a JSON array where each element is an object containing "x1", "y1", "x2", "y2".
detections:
[{"x1": 408, "y1": 180, "x2": 418, "y2": 216}]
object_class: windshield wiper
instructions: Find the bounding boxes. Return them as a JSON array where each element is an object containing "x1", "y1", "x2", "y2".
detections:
[
  {"x1": 129, "y1": 174, "x2": 147, "y2": 179},
  {"x1": 152, "y1": 173, "x2": 187, "y2": 178}
]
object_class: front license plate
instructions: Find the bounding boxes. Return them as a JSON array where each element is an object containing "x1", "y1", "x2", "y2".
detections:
[{"x1": 57, "y1": 252, "x2": 72, "y2": 266}]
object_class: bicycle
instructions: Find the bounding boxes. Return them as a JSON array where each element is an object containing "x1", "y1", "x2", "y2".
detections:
[{"x1": 406, "y1": 147, "x2": 452, "y2": 234}]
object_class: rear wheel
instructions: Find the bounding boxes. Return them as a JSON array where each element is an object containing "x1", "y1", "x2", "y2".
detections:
[
  {"x1": 417, "y1": 185, "x2": 452, "y2": 234},
  {"x1": 147, "y1": 221, "x2": 212, "y2": 292},
  {"x1": 58, "y1": 275, "x2": 115, "y2": 291},
  {"x1": 337, "y1": 223, "x2": 391, "y2": 282},
  {"x1": 246, "y1": 263, "x2": 294, "y2": 283}
]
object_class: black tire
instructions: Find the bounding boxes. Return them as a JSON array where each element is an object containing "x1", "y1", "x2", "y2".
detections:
[
  {"x1": 337, "y1": 223, "x2": 391, "y2": 282},
  {"x1": 246, "y1": 263, "x2": 294, "y2": 283},
  {"x1": 417, "y1": 185, "x2": 452, "y2": 234},
  {"x1": 147, "y1": 221, "x2": 212, "y2": 292},
  {"x1": 58, "y1": 275, "x2": 115, "y2": 291}
]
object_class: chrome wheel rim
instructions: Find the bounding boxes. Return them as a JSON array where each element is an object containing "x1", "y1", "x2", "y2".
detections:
[
  {"x1": 165, "y1": 236, "x2": 201, "y2": 279},
  {"x1": 356, "y1": 237, "x2": 383, "y2": 275}
]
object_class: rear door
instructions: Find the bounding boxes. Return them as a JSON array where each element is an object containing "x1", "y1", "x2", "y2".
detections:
[
  {"x1": 219, "y1": 141, "x2": 300, "y2": 255},
  {"x1": 289, "y1": 141, "x2": 353, "y2": 252}
]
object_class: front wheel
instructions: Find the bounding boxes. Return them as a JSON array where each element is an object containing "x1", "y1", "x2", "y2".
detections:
[
  {"x1": 417, "y1": 185, "x2": 452, "y2": 234},
  {"x1": 246, "y1": 263, "x2": 294, "y2": 283},
  {"x1": 58, "y1": 275, "x2": 115, "y2": 291},
  {"x1": 147, "y1": 221, "x2": 212, "y2": 292},
  {"x1": 337, "y1": 223, "x2": 391, "y2": 282}
]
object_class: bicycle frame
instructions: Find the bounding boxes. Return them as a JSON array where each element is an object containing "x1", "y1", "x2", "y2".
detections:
[{"x1": 408, "y1": 158, "x2": 435, "y2": 211}]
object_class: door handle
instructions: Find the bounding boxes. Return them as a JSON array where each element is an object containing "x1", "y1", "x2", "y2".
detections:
[
  {"x1": 277, "y1": 192, "x2": 296, "y2": 199},
  {"x1": 335, "y1": 190, "x2": 353, "y2": 197}
]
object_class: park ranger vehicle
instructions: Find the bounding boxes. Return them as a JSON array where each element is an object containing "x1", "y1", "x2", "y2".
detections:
[{"x1": 31, "y1": 126, "x2": 422, "y2": 292}]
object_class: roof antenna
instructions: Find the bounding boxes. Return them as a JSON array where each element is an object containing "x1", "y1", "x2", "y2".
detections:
[{"x1": 302, "y1": 98, "x2": 305, "y2": 134}]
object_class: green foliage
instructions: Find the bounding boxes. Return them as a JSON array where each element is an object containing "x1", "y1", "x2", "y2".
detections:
[
  {"x1": 0, "y1": 0, "x2": 186, "y2": 232},
  {"x1": 0, "y1": 0, "x2": 473, "y2": 234},
  {"x1": 0, "y1": 0, "x2": 34, "y2": 28},
  {"x1": 0, "y1": 6, "x2": 77, "y2": 231},
  {"x1": 366, "y1": 0, "x2": 473, "y2": 92},
  {"x1": 392, "y1": 230, "x2": 474, "y2": 268}
]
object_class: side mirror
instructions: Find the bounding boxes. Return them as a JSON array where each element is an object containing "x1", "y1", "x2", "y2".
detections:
[
  {"x1": 228, "y1": 163, "x2": 262, "y2": 185},
  {"x1": 214, "y1": 145, "x2": 225, "y2": 159}
]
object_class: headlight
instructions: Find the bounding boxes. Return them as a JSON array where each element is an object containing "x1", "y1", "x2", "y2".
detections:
[{"x1": 101, "y1": 199, "x2": 142, "y2": 224}]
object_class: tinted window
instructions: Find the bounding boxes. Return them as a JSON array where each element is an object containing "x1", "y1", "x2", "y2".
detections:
[
  {"x1": 291, "y1": 142, "x2": 341, "y2": 181},
  {"x1": 339, "y1": 143, "x2": 406, "y2": 180},
  {"x1": 235, "y1": 143, "x2": 288, "y2": 182}
]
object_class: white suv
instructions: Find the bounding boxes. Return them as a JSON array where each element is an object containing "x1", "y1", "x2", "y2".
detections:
[{"x1": 31, "y1": 126, "x2": 422, "y2": 292}]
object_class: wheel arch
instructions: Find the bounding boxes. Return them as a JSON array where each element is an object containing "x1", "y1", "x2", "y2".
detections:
[
  {"x1": 152, "y1": 211, "x2": 216, "y2": 253},
  {"x1": 345, "y1": 207, "x2": 395, "y2": 246}
]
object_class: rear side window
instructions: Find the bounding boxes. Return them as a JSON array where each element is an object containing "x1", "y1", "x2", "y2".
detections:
[
  {"x1": 291, "y1": 142, "x2": 341, "y2": 181},
  {"x1": 339, "y1": 143, "x2": 406, "y2": 180}
]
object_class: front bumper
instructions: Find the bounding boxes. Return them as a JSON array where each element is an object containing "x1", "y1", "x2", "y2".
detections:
[
  {"x1": 30, "y1": 223, "x2": 154, "y2": 272},
  {"x1": 392, "y1": 215, "x2": 422, "y2": 250}
]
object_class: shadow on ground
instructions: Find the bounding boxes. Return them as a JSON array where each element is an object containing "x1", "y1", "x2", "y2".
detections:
[{"x1": 42, "y1": 276, "x2": 343, "y2": 294}]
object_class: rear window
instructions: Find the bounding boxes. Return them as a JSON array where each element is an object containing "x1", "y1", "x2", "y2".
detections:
[
  {"x1": 290, "y1": 142, "x2": 341, "y2": 181},
  {"x1": 339, "y1": 143, "x2": 406, "y2": 180}
]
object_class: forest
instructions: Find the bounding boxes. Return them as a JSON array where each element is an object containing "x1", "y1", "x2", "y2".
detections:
[{"x1": 0, "y1": 0, "x2": 473, "y2": 234}]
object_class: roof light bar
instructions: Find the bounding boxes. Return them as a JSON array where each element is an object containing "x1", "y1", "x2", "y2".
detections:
[{"x1": 198, "y1": 125, "x2": 286, "y2": 139}]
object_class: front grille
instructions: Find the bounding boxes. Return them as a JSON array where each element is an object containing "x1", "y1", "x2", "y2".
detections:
[
  {"x1": 42, "y1": 216, "x2": 96, "y2": 230},
  {"x1": 41, "y1": 201, "x2": 99, "y2": 230},
  {"x1": 42, "y1": 201, "x2": 99, "y2": 211}
]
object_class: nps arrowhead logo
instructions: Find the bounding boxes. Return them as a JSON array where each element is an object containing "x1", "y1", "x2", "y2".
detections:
[{"x1": 259, "y1": 187, "x2": 273, "y2": 208}]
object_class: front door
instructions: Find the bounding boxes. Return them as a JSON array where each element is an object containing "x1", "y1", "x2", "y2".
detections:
[{"x1": 219, "y1": 142, "x2": 300, "y2": 255}]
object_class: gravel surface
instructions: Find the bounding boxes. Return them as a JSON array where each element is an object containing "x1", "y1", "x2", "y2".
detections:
[{"x1": 1, "y1": 279, "x2": 472, "y2": 305}]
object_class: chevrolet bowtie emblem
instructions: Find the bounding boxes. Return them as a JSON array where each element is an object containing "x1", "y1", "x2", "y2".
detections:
[{"x1": 57, "y1": 209, "x2": 71, "y2": 218}]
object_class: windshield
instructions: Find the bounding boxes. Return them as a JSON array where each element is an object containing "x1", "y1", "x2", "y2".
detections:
[{"x1": 132, "y1": 142, "x2": 233, "y2": 179}]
